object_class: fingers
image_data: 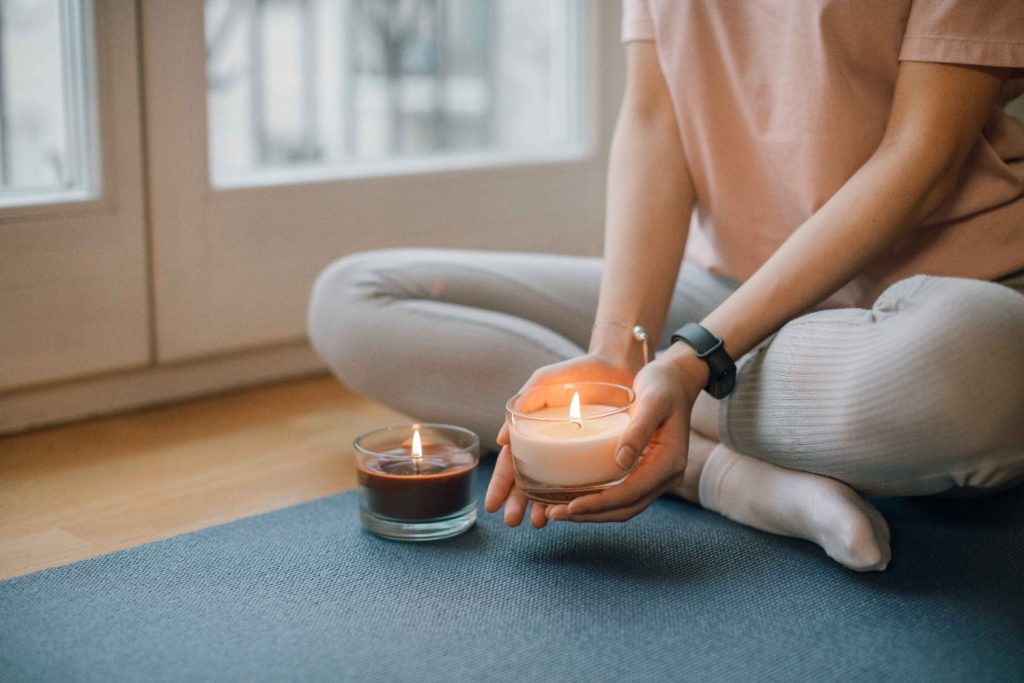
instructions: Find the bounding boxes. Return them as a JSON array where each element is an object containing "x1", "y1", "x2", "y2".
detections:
[
  {"x1": 516, "y1": 380, "x2": 554, "y2": 413},
  {"x1": 484, "y1": 446, "x2": 515, "y2": 513},
  {"x1": 565, "y1": 464, "x2": 669, "y2": 517},
  {"x1": 529, "y1": 501, "x2": 550, "y2": 529},
  {"x1": 547, "y1": 470, "x2": 685, "y2": 523},
  {"x1": 613, "y1": 388, "x2": 673, "y2": 471},
  {"x1": 503, "y1": 489, "x2": 530, "y2": 527},
  {"x1": 551, "y1": 492, "x2": 659, "y2": 523},
  {"x1": 484, "y1": 446, "x2": 535, "y2": 528},
  {"x1": 568, "y1": 421, "x2": 688, "y2": 517},
  {"x1": 484, "y1": 442, "x2": 549, "y2": 529},
  {"x1": 496, "y1": 422, "x2": 509, "y2": 446}
]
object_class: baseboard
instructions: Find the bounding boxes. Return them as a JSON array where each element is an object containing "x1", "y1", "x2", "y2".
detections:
[{"x1": 0, "y1": 342, "x2": 327, "y2": 435}]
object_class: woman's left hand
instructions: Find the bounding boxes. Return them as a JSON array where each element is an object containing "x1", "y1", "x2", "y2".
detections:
[{"x1": 545, "y1": 351, "x2": 707, "y2": 523}]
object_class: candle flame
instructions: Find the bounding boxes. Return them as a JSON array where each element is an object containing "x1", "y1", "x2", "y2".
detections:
[
  {"x1": 411, "y1": 428, "x2": 423, "y2": 460},
  {"x1": 569, "y1": 391, "x2": 582, "y2": 428}
]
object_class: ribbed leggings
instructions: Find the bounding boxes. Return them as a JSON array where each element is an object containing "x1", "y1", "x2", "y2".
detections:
[{"x1": 308, "y1": 249, "x2": 1024, "y2": 497}]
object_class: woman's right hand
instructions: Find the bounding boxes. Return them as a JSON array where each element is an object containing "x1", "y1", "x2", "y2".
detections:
[{"x1": 483, "y1": 352, "x2": 640, "y2": 529}]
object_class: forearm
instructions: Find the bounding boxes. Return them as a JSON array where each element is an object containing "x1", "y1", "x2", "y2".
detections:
[
  {"x1": 699, "y1": 139, "x2": 958, "y2": 358},
  {"x1": 590, "y1": 103, "x2": 694, "y2": 368},
  {"x1": 661, "y1": 62, "x2": 1008, "y2": 377}
]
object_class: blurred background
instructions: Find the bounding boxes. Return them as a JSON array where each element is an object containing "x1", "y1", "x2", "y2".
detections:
[
  {"x1": 0, "y1": 0, "x2": 94, "y2": 201},
  {"x1": 0, "y1": 0, "x2": 622, "y2": 434},
  {"x1": 1, "y1": 1, "x2": 1021, "y2": 435},
  {"x1": 1, "y1": 0, "x2": 586, "y2": 199}
]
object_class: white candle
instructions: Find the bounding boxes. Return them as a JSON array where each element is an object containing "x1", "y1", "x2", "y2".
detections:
[{"x1": 509, "y1": 403, "x2": 631, "y2": 487}]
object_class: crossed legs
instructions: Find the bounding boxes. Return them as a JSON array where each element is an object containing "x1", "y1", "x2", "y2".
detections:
[{"x1": 309, "y1": 249, "x2": 1024, "y2": 571}]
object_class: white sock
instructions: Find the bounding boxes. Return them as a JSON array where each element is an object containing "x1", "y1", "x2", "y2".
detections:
[{"x1": 697, "y1": 443, "x2": 891, "y2": 572}]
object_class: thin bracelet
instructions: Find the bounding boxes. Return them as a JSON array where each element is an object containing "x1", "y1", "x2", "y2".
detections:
[{"x1": 592, "y1": 319, "x2": 650, "y2": 365}]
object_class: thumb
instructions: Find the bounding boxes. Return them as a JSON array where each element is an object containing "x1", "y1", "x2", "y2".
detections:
[{"x1": 615, "y1": 389, "x2": 672, "y2": 470}]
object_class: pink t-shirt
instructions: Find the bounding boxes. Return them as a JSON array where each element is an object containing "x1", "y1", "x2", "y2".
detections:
[{"x1": 623, "y1": 0, "x2": 1024, "y2": 307}]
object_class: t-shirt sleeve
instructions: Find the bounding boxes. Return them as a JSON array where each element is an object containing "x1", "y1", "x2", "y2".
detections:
[
  {"x1": 899, "y1": 0, "x2": 1024, "y2": 68},
  {"x1": 622, "y1": 0, "x2": 655, "y2": 42}
]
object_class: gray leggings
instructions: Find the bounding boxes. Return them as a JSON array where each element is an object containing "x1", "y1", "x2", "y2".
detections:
[{"x1": 308, "y1": 249, "x2": 1024, "y2": 497}]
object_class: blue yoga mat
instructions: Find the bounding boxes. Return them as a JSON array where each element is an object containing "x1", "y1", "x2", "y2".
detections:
[{"x1": 2, "y1": 463, "x2": 1022, "y2": 682}]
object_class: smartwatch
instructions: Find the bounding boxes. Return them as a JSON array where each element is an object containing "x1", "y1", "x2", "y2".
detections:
[{"x1": 670, "y1": 322, "x2": 736, "y2": 399}]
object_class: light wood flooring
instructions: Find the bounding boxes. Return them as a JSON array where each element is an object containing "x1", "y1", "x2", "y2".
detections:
[{"x1": 0, "y1": 375, "x2": 408, "y2": 580}]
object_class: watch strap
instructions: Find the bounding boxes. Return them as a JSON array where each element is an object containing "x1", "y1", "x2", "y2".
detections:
[{"x1": 670, "y1": 322, "x2": 737, "y2": 399}]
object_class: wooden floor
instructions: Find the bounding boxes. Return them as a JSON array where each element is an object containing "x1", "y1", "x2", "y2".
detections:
[{"x1": 0, "y1": 375, "x2": 409, "y2": 580}]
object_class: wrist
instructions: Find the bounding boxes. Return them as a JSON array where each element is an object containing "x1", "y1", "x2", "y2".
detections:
[
  {"x1": 588, "y1": 342, "x2": 644, "y2": 376},
  {"x1": 588, "y1": 320, "x2": 649, "y2": 374},
  {"x1": 660, "y1": 342, "x2": 709, "y2": 402}
]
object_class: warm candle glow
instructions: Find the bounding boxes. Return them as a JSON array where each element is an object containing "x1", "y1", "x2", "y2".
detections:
[
  {"x1": 410, "y1": 426, "x2": 424, "y2": 474},
  {"x1": 411, "y1": 428, "x2": 423, "y2": 460},
  {"x1": 569, "y1": 391, "x2": 582, "y2": 428}
]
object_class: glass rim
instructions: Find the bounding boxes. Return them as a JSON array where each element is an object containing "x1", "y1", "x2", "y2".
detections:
[
  {"x1": 353, "y1": 422, "x2": 480, "y2": 457},
  {"x1": 505, "y1": 381, "x2": 635, "y2": 422}
]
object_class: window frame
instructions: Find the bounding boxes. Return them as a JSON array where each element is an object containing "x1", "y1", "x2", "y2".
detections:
[
  {"x1": 203, "y1": 0, "x2": 593, "y2": 191},
  {"x1": 0, "y1": 0, "x2": 104, "y2": 217},
  {"x1": 0, "y1": 0, "x2": 151, "y2": 391},
  {"x1": 142, "y1": 0, "x2": 619, "y2": 363}
]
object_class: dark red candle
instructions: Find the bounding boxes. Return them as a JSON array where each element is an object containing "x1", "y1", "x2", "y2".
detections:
[
  {"x1": 353, "y1": 424, "x2": 480, "y2": 540},
  {"x1": 356, "y1": 456, "x2": 475, "y2": 520}
]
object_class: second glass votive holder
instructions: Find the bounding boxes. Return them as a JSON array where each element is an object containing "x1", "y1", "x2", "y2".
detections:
[{"x1": 353, "y1": 423, "x2": 479, "y2": 541}]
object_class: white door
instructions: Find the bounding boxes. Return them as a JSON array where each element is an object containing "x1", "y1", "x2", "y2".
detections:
[
  {"x1": 141, "y1": 0, "x2": 623, "y2": 363},
  {"x1": 0, "y1": 0, "x2": 150, "y2": 390}
]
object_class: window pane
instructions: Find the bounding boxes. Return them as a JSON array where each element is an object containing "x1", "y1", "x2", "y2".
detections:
[
  {"x1": 205, "y1": 0, "x2": 586, "y2": 187},
  {"x1": 0, "y1": 0, "x2": 98, "y2": 207}
]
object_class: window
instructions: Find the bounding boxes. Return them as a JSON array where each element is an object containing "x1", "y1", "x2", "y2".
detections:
[
  {"x1": 0, "y1": 0, "x2": 98, "y2": 207},
  {"x1": 204, "y1": 0, "x2": 586, "y2": 187}
]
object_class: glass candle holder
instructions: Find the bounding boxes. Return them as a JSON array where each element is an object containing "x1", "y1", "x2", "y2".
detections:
[
  {"x1": 353, "y1": 423, "x2": 479, "y2": 541},
  {"x1": 506, "y1": 381, "x2": 636, "y2": 504}
]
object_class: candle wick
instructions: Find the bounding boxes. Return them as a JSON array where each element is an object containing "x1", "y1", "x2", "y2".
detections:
[{"x1": 572, "y1": 420, "x2": 582, "y2": 430}]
